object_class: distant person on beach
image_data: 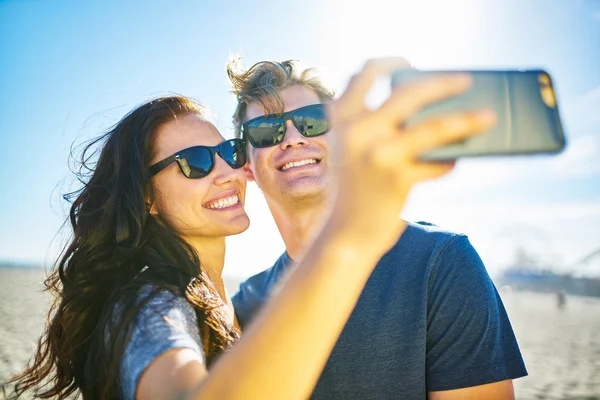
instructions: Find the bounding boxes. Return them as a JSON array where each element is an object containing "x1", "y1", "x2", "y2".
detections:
[
  {"x1": 557, "y1": 289, "x2": 567, "y2": 309},
  {"x1": 4, "y1": 58, "x2": 503, "y2": 399},
  {"x1": 227, "y1": 58, "x2": 528, "y2": 399}
]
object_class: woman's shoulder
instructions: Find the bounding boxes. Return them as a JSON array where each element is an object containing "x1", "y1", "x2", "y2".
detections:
[
  {"x1": 133, "y1": 284, "x2": 201, "y2": 335},
  {"x1": 119, "y1": 284, "x2": 205, "y2": 400}
]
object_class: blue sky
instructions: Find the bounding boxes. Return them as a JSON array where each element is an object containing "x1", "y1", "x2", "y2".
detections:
[{"x1": 1, "y1": 0, "x2": 599, "y2": 278}]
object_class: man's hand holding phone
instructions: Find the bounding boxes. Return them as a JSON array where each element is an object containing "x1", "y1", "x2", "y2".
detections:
[{"x1": 324, "y1": 58, "x2": 496, "y2": 256}]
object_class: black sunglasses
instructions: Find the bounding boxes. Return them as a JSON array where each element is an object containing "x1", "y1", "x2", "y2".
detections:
[
  {"x1": 242, "y1": 103, "x2": 329, "y2": 148},
  {"x1": 149, "y1": 138, "x2": 247, "y2": 179}
]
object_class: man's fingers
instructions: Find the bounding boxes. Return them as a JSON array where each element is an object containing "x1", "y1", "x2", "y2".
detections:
[
  {"x1": 406, "y1": 162, "x2": 457, "y2": 181},
  {"x1": 371, "y1": 138, "x2": 457, "y2": 181},
  {"x1": 378, "y1": 74, "x2": 473, "y2": 126},
  {"x1": 399, "y1": 110, "x2": 496, "y2": 157},
  {"x1": 333, "y1": 57, "x2": 412, "y2": 124},
  {"x1": 367, "y1": 110, "x2": 495, "y2": 173}
]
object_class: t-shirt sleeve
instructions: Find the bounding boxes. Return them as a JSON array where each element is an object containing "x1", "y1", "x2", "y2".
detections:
[
  {"x1": 120, "y1": 289, "x2": 205, "y2": 400},
  {"x1": 425, "y1": 235, "x2": 527, "y2": 392},
  {"x1": 232, "y1": 253, "x2": 292, "y2": 329},
  {"x1": 231, "y1": 272, "x2": 271, "y2": 329}
]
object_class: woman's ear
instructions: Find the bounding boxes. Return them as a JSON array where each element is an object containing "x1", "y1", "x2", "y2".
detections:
[
  {"x1": 146, "y1": 202, "x2": 154, "y2": 215},
  {"x1": 147, "y1": 202, "x2": 159, "y2": 216},
  {"x1": 145, "y1": 194, "x2": 158, "y2": 216}
]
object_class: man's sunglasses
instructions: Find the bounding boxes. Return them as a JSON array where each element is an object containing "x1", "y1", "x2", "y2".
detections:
[
  {"x1": 149, "y1": 139, "x2": 247, "y2": 179},
  {"x1": 241, "y1": 103, "x2": 329, "y2": 148}
]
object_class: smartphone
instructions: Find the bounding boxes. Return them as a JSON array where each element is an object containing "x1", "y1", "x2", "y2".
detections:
[{"x1": 390, "y1": 69, "x2": 566, "y2": 161}]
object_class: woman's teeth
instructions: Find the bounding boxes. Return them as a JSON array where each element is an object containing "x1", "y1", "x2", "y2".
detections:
[
  {"x1": 207, "y1": 194, "x2": 239, "y2": 209},
  {"x1": 280, "y1": 159, "x2": 317, "y2": 171}
]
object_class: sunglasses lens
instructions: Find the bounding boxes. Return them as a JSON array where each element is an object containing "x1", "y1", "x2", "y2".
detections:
[
  {"x1": 219, "y1": 139, "x2": 247, "y2": 169},
  {"x1": 180, "y1": 147, "x2": 213, "y2": 178},
  {"x1": 293, "y1": 105, "x2": 329, "y2": 137},
  {"x1": 245, "y1": 114, "x2": 286, "y2": 148}
]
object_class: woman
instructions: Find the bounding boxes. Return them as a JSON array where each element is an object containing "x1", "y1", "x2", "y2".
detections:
[
  {"x1": 5, "y1": 58, "x2": 492, "y2": 399},
  {"x1": 7, "y1": 95, "x2": 249, "y2": 399}
]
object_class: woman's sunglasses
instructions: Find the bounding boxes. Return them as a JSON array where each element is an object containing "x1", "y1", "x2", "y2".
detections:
[
  {"x1": 241, "y1": 103, "x2": 330, "y2": 148},
  {"x1": 149, "y1": 138, "x2": 247, "y2": 179}
]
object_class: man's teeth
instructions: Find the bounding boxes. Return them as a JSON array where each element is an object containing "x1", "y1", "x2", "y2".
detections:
[
  {"x1": 207, "y1": 195, "x2": 239, "y2": 210},
  {"x1": 280, "y1": 159, "x2": 317, "y2": 171}
]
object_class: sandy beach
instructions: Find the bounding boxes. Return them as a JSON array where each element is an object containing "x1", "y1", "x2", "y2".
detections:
[
  {"x1": 1, "y1": 266, "x2": 599, "y2": 399},
  {"x1": 502, "y1": 289, "x2": 600, "y2": 399}
]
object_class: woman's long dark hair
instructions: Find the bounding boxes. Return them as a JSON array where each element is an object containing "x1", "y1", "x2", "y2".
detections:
[{"x1": 4, "y1": 96, "x2": 240, "y2": 399}]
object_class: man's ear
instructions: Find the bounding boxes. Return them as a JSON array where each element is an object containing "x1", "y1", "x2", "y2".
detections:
[{"x1": 242, "y1": 162, "x2": 256, "y2": 182}]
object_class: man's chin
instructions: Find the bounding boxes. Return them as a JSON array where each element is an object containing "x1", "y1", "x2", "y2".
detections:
[{"x1": 281, "y1": 179, "x2": 328, "y2": 204}]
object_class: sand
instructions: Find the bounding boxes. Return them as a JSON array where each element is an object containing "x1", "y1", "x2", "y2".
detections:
[
  {"x1": 1, "y1": 267, "x2": 599, "y2": 399},
  {"x1": 502, "y1": 289, "x2": 600, "y2": 399},
  {"x1": 0, "y1": 268, "x2": 50, "y2": 390}
]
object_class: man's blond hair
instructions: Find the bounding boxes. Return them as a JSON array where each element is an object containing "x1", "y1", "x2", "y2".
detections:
[{"x1": 227, "y1": 58, "x2": 336, "y2": 139}]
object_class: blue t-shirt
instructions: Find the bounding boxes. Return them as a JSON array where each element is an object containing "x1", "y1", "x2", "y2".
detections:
[
  {"x1": 119, "y1": 287, "x2": 205, "y2": 400},
  {"x1": 232, "y1": 221, "x2": 527, "y2": 399}
]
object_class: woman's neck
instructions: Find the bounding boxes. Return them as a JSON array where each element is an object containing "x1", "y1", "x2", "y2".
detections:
[{"x1": 184, "y1": 235, "x2": 227, "y2": 299}]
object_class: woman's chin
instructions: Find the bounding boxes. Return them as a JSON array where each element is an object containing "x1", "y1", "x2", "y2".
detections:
[
  {"x1": 229, "y1": 214, "x2": 251, "y2": 236},
  {"x1": 213, "y1": 212, "x2": 251, "y2": 237}
]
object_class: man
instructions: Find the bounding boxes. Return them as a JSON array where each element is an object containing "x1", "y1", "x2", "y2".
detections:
[{"x1": 228, "y1": 59, "x2": 527, "y2": 399}]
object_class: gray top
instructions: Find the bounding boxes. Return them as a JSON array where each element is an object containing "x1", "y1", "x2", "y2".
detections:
[{"x1": 119, "y1": 287, "x2": 204, "y2": 400}]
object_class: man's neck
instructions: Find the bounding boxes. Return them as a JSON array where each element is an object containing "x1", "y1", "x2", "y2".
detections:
[{"x1": 266, "y1": 197, "x2": 331, "y2": 262}]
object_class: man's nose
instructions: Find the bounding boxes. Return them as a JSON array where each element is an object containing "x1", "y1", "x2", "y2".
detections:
[{"x1": 279, "y1": 119, "x2": 307, "y2": 149}]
